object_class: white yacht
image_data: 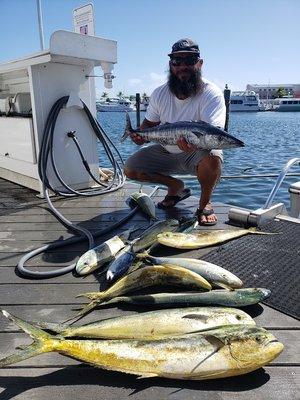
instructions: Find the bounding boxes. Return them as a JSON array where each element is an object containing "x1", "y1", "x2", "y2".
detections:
[
  {"x1": 230, "y1": 91, "x2": 260, "y2": 112},
  {"x1": 273, "y1": 98, "x2": 300, "y2": 112},
  {"x1": 96, "y1": 98, "x2": 135, "y2": 112}
]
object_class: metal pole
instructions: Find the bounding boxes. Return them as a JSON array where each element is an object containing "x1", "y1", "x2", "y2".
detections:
[
  {"x1": 36, "y1": 0, "x2": 45, "y2": 50},
  {"x1": 136, "y1": 93, "x2": 141, "y2": 128},
  {"x1": 224, "y1": 84, "x2": 231, "y2": 132}
]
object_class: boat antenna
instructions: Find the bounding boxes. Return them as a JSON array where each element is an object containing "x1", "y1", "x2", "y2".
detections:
[{"x1": 36, "y1": 0, "x2": 45, "y2": 50}]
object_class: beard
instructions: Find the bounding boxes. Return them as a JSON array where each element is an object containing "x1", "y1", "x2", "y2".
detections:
[{"x1": 168, "y1": 68, "x2": 203, "y2": 98}]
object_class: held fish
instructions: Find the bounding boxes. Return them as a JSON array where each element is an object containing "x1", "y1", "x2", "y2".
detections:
[
  {"x1": 75, "y1": 230, "x2": 132, "y2": 276},
  {"x1": 0, "y1": 311, "x2": 283, "y2": 381},
  {"x1": 104, "y1": 288, "x2": 271, "y2": 308},
  {"x1": 129, "y1": 190, "x2": 156, "y2": 220},
  {"x1": 121, "y1": 113, "x2": 245, "y2": 150},
  {"x1": 106, "y1": 244, "x2": 135, "y2": 282},
  {"x1": 157, "y1": 228, "x2": 273, "y2": 249},
  {"x1": 72, "y1": 265, "x2": 212, "y2": 321},
  {"x1": 33, "y1": 307, "x2": 255, "y2": 339},
  {"x1": 137, "y1": 254, "x2": 243, "y2": 289},
  {"x1": 132, "y1": 219, "x2": 179, "y2": 253}
]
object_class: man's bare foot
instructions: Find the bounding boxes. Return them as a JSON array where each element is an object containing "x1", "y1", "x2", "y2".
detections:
[{"x1": 197, "y1": 202, "x2": 218, "y2": 226}]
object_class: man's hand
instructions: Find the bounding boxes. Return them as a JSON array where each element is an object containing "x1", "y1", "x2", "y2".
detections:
[
  {"x1": 130, "y1": 132, "x2": 147, "y2": 145},
  {"x1": 177, "y1": 137, "x2": 198, "y2": 152}
]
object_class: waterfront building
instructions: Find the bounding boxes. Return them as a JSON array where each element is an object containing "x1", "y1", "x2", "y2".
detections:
[{"x1": 246, "y1": 83, "x2": 300, "y2": 99}]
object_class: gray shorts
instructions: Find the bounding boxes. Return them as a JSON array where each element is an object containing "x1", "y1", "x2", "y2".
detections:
[{"x1": 125, "y1": 144, "x2": 223, "y2": 176}]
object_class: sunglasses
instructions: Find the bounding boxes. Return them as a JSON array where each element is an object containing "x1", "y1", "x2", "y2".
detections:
[{"x1": 170, "y1": 56, "x2": 199, "y2": 66}]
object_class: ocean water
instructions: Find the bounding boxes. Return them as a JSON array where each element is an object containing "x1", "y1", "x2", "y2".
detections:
[{"x1": 97, "y1": 111, "x2": 300, "y2": 210}]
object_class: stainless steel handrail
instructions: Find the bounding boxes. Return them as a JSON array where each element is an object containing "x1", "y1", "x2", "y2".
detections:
[{"x1": 263, "y1": 158, "x2": 300, "y2": 209}]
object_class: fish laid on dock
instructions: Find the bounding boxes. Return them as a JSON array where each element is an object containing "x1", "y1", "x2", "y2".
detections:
[
  {"x1": 157, "y1": 228, "x2": 273, "y2": 249},
  {"x1": 103, "y1": 288, "x2": 271, "y2": 308},
  {"x1": 121, "y1": 113, "x2": 245, "y2": 149},
  {"x1": 34, "y1": 307, "x2": 255, "y2": 339},
  {"x1": 132, "y1": 219, "x2": 179, "y2": 253},
  {"x1": 129, "y1": 190, "x2": 156, "y2": 220},
  {"x1": 72, "y1": 265, "x2": 212, "y2": 321},
  {"x1": 106, "y1": 244, "x2": 135, "y2": 282},
  {"x1": 137, "y1": 253, "x2": 243, "y2": 289},
  {"x1": 0, "y1": 311, "x2": 283, "y2": 381},
  {"x1": 75, "y1": 230, "x2": 132, "y2": 276}
]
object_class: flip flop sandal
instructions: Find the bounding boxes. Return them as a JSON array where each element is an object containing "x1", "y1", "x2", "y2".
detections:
[
  {"x1": 157, "y1": 188, "x2": 191, "y2": 209},
  {"x1": 196, "y1": 207, "x2": 218, "y2": 226}
]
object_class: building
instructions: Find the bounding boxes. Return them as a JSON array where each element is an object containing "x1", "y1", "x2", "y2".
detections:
[{"x1": 246, "y1": 84, "x2": 300, "y2": 99}]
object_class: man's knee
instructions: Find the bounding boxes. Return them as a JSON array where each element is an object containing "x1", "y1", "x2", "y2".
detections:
[
  {"x1": 198, "y1": 154, "x2": 222, "y2": 172},
  {"x1": 124, "y1": 166, "x2": 138, "y2": 180}
]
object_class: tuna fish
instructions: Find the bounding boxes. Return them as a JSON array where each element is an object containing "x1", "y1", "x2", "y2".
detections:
[
  {"x1": 106, "y1": 244, "x2": 135, "y2": 282},
  {"x1": 0, "y1": 311, "x2": 283, "y2": 380},
  {"x1": 121, "y1": 113, "x2": 245, "y2": 149}
]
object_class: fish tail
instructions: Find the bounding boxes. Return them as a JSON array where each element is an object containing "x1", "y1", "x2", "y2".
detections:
[
  {"x1": 120, "y1": 112, "x2": 135, "y2": 142},
  {"x1": 135, "y1": 251, "x2": 150, "y2": 260},
  {"x1": 76, "y1": 291, "x2": 103, "y2": 300},
  {"x1": 64, "y1": 300, "x2": 100, "y2": 324},
  {"x1": 248, "y1": 227, "x2": 277, "y2": 235},
  {"x1": 0, "y1": 310, "x2": 59, "y2": 367}
]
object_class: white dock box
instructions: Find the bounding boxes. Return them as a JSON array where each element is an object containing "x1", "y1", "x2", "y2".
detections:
[{"x1": 0, "y1": 30, "x2": 117, "y2": 194}]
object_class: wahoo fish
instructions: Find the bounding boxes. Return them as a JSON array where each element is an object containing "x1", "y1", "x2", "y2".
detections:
[
  {"x1": 129, "y1": 190, "x2": 156, "y2": 220},
  {"x1": 35, "y1": 307, "x2": 255, "y2": 340},
  {"x1": 75, "y1": 230, "x2": 132, "y2": 276},
  {"x1": 106, "y1": 244, "x2": 135, "y2": 282},
  {"x1": 71, "y1": 265, "x2": 212, "y2": 321},
  {"x1": 0, "y1": 311, "x2": 283, "y2": 380},
  {"x1": 137, "y1": 254, "x2": 243, "y2": 289},
  {"x1": 132, "y1": 219, "x2": 179, "y2": 253},
  {"x1": 121, "y1": 113, "x2": 245, "y2": 149},
  {"x1": 157, "y1": 228, "x2": 272, "y2": 249},
  {"x1": 104, "y1": 288, "x2": 271, "y2": 308}
]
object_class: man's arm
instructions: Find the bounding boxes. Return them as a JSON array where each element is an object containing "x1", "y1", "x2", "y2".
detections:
[{"x1": 130, "y1": 118, "x2": 160, "y2": 145}]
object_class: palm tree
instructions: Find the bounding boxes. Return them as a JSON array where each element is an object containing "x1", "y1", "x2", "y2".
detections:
[
  {"x1": 142, "y1": 92, "x2": 148, "y2": 101},
  {"x1": 117, "y1": 91, "x2": 124, "y2": 99},
  {"x1": 101, "y1": 92, "x2": 108, "y2": 99}
]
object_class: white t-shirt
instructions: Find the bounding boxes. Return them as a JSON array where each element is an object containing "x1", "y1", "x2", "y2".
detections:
[{"x1": 145, "y1": 78, "x2": 226, "y2": 153}]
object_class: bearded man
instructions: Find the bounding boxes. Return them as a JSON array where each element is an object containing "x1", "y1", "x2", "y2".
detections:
[{"x1": 124, "y1": 38, "x2": 225, "y2": 225}]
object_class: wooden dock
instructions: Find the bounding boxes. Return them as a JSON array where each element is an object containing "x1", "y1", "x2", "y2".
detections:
[{"x1": 0, "y1": 177, "x2": 299, "y2": 399}]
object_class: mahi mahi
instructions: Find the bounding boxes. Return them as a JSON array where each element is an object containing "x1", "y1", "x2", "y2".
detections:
[
  {"x1": 103, "y1": 288, "x2": 271, "y2": 308},
  {"x1": 157, "y1": 228, "x2": 273, "y2": 249},
  {"x1": 71, "y1": 265, "x2": 212, "y2": 322},
  {"x1": 121, "y1": 113, "x2": 245, "y2": 149},
  {"x1": 129, "y1": 190, "x2": 156, "y2": 220},
  {"x1": 0, "y1": 311, "x2": 283, "y2": 381},
  {"x1": 35, "y1": 307, "x2": 255, "y2": 339}
]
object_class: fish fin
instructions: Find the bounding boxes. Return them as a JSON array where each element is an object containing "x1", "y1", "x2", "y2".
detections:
[
  {"x1": 62, "y1": 300, "x2": 100, "y2": 324},
  {"x1": 135, "y1": 251, "x2": 150, "y2": 260},
  {"x1": 136, "y1": 373, "x2": 158, "y2": 379},
  {"x1": 248, "y1": 227, "x2": 277, "y2": 235},
  {"x1": 33, "y1": 321, "x2": 67, "y2": 334},
  {"x1": 120, "y1": 112, "x2": 135, "y2": 142},
  {"x1": 189, "y1": 335, "x2": 225, "y2": 373},
  {"x1": 212, "y1": 282, "x2": 233, "y2": 290},
  {"x1": 76, "y1": 292, "x2": 100, "y2": 300},
  {"x1": 0, "y1": 310, "x2": 57, "y2": 367},
  {"x1": 182, "y1": 314, "x2": 209, "y2": 322}
]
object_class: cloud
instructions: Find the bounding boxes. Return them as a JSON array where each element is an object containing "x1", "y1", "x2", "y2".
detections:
[
  {"x1": 150, "y1": 72, "x2": 167, "y2": 84},
  {"x1": 128, "y1": 78, "x2": 142, "y2": 86}
]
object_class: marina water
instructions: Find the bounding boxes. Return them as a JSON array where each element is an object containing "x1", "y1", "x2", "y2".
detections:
[{"x1": 97, "y1": 111, "x2": 300, "y2": 211}]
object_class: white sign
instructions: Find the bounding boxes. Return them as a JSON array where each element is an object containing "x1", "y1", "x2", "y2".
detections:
[{"x1": 73, "y1": 3, "x2": 95, "y2": 36}]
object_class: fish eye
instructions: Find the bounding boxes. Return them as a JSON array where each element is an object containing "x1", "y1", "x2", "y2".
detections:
[
  {"x1": 255, "y1": 337, "x2": 262, "y2": 343},
  {"x1": 235, "y1": 315, "x2": 242, "y2": 320},
  {"x1": 84, "y1": 261, "x2": 89, "y2": 266}
]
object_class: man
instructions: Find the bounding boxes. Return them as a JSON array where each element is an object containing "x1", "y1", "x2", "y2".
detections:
[{"x1": 124, "y1": 38, "x2": 225, "y2": 225}]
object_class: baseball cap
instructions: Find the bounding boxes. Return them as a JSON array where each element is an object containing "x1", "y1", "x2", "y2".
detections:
[{"x1": 168, "y1": 38, "x2": 200, "y2": 57}]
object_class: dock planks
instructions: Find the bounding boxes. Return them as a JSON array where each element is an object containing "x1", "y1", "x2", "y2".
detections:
[{"x1": 0, "y1": 177, "x2": 299, "y2": 400}]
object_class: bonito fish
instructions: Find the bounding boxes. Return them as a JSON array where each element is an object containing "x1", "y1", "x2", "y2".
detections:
[
  {"x1": 103, "y1": 288, "x2": 271, "y2": 308},
  {"x1": 0, "y1": 311, "x2": 283, "y2": 381},
  {"x1": 76, "y1": 230, "x2": 132, "y2": 276},
  {"x1": 137, "y1": 253, "x2": 243, "y2": 289},
  {"x1": 157, "y1": 228, "x2": 273, "y2": 249},
  {"x1": 121, "y1": 113, "x2": 245, "y2": 149},
  {"x1": 71, "y1": 265, "x2": 212, "y2": 321}
]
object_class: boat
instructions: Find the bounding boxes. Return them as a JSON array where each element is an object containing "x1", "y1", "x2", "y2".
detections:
[
  {"x1": 273, "y1": 97, "x2": 300, "y2": 112},
  {"x1": 96, "y1": 98, "x2": 135, "y2": 112},
  {"x1": 230, "y1": 91, "x2": 260, "y2": 112},
  {"x1": 139, "y1": 97, "x2": 149, "y2": 111}
]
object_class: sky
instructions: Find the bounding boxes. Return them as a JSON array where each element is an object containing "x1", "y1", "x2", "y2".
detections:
[{"x1": 1, "y1": 0, "x2": 299, "y2": 98}]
